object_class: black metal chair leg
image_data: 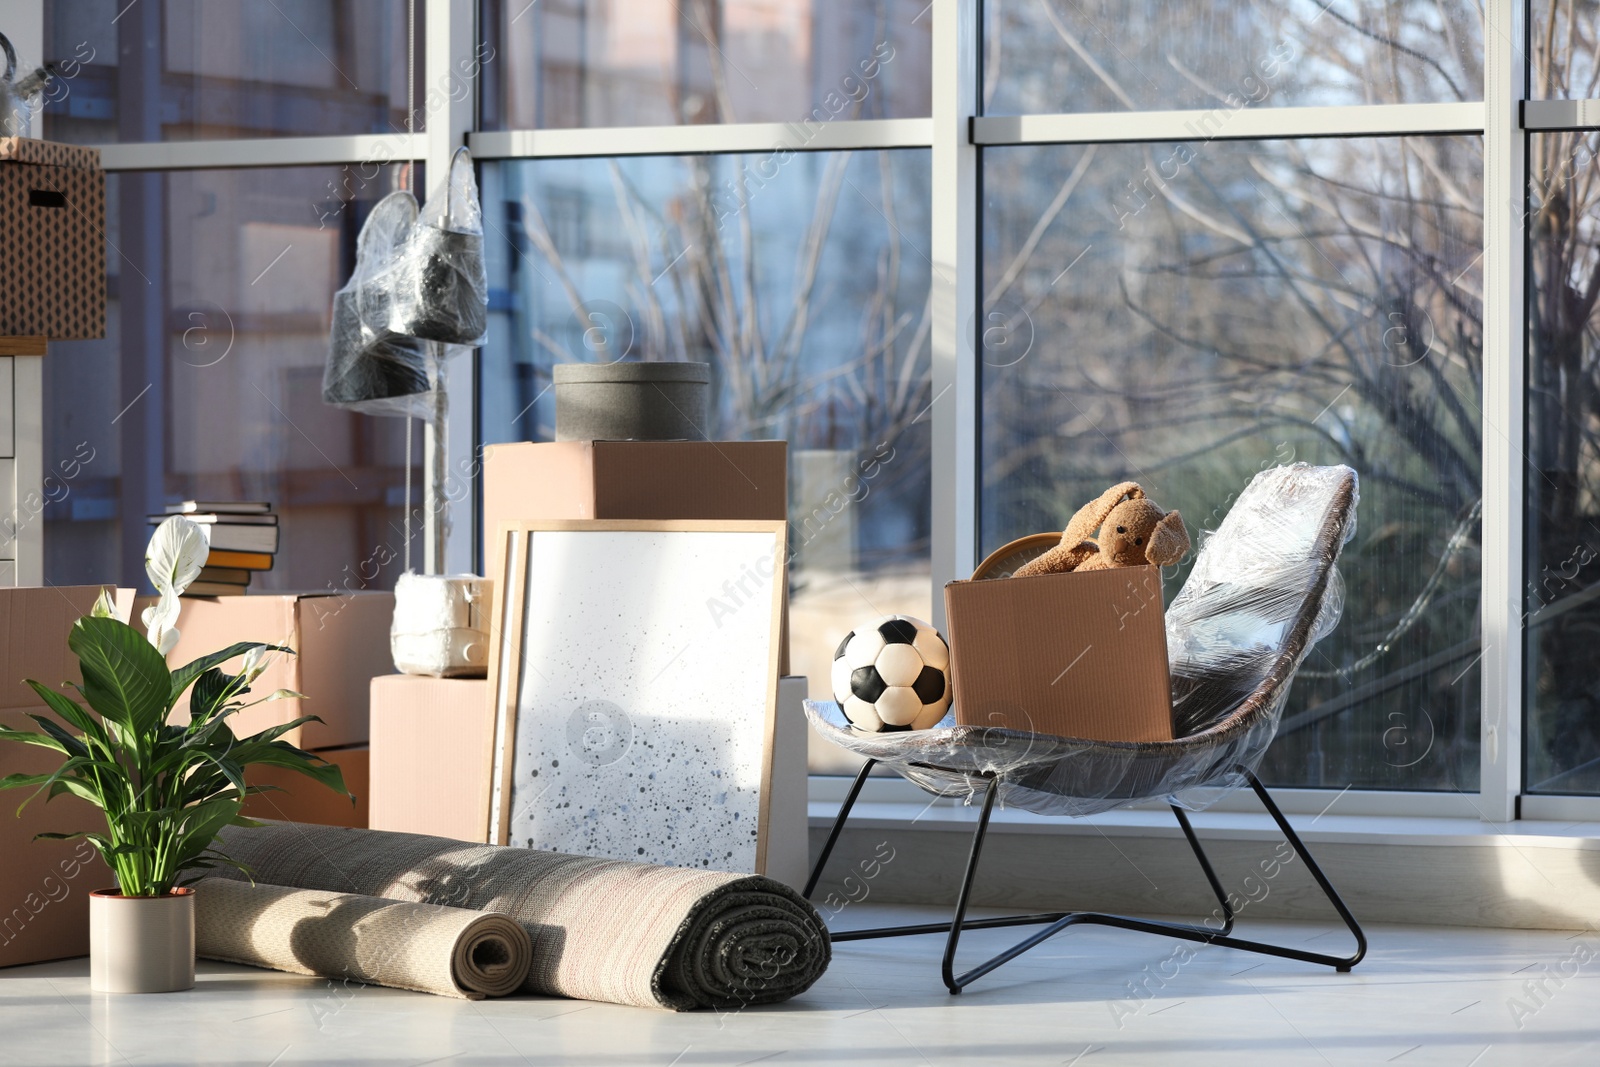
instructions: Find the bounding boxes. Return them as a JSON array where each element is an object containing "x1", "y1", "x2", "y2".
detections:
[
  {"x1": 1243, "y1": 768, "x2": 1368, "y2": 971},
  {"x1": 803, "y1": 758, "x2": 877, "y2": 900},
  {"x1": 813, "y1": 766, "x2": 1367, "y2": 992},
  {"x1": 1172, "y1": 804, "x2": 1236, "y2": 937},
  {"x1": 940, "y1": 777, "x2": 999, "y2": 993}
]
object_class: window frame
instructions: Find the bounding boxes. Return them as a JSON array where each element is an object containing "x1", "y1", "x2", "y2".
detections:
[{"x1": 47, "y1": 0, "x2": 1600, "y2": 822}]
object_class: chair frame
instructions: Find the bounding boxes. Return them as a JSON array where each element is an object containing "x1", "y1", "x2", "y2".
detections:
[{"x1": 804, "y1": 757, "x2": 1367, "y2": 994}]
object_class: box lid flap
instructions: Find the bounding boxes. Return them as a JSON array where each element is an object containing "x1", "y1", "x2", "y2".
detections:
[{"x1": 0, "y1": 137, "x2": 101, "y2": 170}]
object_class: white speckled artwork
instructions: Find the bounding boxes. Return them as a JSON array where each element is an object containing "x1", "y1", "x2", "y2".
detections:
[{"x1": 488, "y1": 522, "x2": 786, "y2": 874}]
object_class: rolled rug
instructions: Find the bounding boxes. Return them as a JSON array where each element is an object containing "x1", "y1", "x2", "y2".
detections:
[
  {"x1": 195, "y1": 878, "x2": 530, "y2": 1000},
  {"x1": 213, "y1": 823, "x2": 830, "y2": 1011}
]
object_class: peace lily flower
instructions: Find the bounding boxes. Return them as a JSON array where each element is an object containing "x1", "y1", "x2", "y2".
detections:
[{"x1": 140, "y1": 516, "x2": 210, "y2": 656}]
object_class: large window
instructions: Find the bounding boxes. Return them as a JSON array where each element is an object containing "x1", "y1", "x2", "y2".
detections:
[
  {"x1": 24, "y1": 1, "x2": 1600, "y2": 811},
  {"x1": 981, "y1": 135, "x2": 1483, "y2": 791}
]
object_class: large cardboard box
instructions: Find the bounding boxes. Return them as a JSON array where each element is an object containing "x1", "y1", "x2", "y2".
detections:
[
  {"x1": 0, "y1": 585, "x2": 121, "y2": 968},
  {"x1": 943, "y1": 566, "x2": 1173, "y2": 743},
  {"x1": 482, "y1": 440, "x2": 791, "y2": 671},
  {"x1": 136, "y1": 592, "x2": 395, "y2": 750},
  {"x1": 0, "y1": 585, "x2": 114, "y2": 708},
  {"x1": 481, "y1": 440, "x2": 788, "y2": 579},
  {"x1": 369, "y1": 675, "x2": 492, "y2": 842},
  {"x1": 241, "y1": 745, "x2": 369, "y2": 828},
  {"x1": 0, "y1": 707, "x2": 110, "y2": 968},
  {"x1": 0, "y1": 137, "x2": 105, "y2": 339}
]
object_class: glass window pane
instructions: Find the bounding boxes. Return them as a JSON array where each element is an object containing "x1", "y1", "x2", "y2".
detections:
[
  {"x1": 40, "y1": 1, "x2": 419, "y2": 143},
  {"x1": 981, "y1": 136, "x2": 1482, "y2": 791},
  {"x1": 1526, "y1": 130, "x2": 1600, "y2": 794},
  {"x1": 984, "y1": 2, "x2": 1482, "y2": 115},
  {"x1": 477, "y1": 151, "x2": 932, "y2": 772},
  {"x1": 1534, "y1": 1, "x2": 1600, "y2": 99},
  {"x1": 44, "y1": 166, "x2": 422, "y2": 595},
  {"x1": 480, "y1": 0, "x2": 930, "y2": 129}
]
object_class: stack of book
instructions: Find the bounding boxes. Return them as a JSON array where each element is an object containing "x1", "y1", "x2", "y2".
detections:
[{"x1": 148, "y1": 501, "x2": 279, "y2": 595}]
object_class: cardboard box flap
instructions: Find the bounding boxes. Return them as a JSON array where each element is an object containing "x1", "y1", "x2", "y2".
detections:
[{"x1": 0, "y1": 137, "x2": 101, "y2": 170}]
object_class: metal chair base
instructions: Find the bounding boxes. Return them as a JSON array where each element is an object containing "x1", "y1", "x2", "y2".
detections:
[{"x1": 805, "y1": 759, "x2": 1368, "y2": 994}]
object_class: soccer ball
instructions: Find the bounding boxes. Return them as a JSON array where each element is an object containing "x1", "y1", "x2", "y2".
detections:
[{"x1": 831, "y1": 615, "x2": 952, "y2": 731}]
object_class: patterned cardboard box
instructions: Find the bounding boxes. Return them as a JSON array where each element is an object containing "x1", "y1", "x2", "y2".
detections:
[{"x1": 0, "y1": 137, "x2": 105, "y2": 340}]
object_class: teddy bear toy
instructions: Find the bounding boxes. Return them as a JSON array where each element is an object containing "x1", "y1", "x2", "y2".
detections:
[{"x1": 1014, "y1": 481, "x2": 1189, "y2": 577}]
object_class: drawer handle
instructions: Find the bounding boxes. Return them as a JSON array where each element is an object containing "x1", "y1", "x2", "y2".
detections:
[{"x1": 28, "y1": 190, "x2": 67, "y2": 208}]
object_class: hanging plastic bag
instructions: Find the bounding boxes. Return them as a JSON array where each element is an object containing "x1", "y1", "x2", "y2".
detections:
[
  {"x1": 324, "y1": 190, "x2": 439, "y2": 418},
  {"x1": 386, "y1": 147, "x2": 488, "y2": 346}
]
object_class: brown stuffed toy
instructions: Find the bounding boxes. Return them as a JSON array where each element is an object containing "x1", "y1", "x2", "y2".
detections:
[{"x1": 1014, "y1": 482, "x2": 1190, "y2": 577}]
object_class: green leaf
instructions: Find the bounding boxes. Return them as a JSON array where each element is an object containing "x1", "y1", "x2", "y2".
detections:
[
  {"x1": 24, "y1": 714, "x2": 90, "y2": 761},
  {"x1": 24, "y1": 681, "x2": 108, "y2": 746},
  {"x1": 0, "y1": 727, "x2": 72, "y2": 757},
  {"x1": 0, "y1": 772, "x2": 56, "y2": 814},
  {"x1": 170, "y1": 643, "x2": 291, "y2": 707},
  {"x1": 69, "y1": 616, "x2": 172, "y2": 738},
  {"x1": 189, "y1": 667, "x2": 246, "y2": 725}
]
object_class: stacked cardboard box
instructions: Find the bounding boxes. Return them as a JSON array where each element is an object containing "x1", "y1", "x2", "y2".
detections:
[
  {"x1": 135, "y1": 591, "x2": 395, "y2": 830},
  {"x1": 0, "y1": 587, "x2": 115, "y2": 967}
]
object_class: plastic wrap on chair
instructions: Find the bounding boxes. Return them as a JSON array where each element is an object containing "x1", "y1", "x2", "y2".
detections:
[{"x1": 804, "y1": 463, "x2": 1360, "y2": 818}]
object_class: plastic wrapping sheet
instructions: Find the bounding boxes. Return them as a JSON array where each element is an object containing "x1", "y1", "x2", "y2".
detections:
[
  {"x1": 391, "y1": 572, "x2": 492, "y2": 677},
  {"x1": 805, "y1": 463, "x2": 1360, "y2": 817},
  {"x1": 324, "y1": 190, "x2": 439, "y2": 418},
  {"x1": 386, "y1": 147, "x2": 488, "y2": 346}
]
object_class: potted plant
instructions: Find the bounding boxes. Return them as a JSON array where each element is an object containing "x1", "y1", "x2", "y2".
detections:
[{"x1": 0, "y1": 517, "x2": 350, "y2": 993}]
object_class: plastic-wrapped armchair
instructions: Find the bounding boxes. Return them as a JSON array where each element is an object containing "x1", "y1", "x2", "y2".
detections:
[{"x1": 803, "y1": 464, "x2": 1367, "y2": 993}]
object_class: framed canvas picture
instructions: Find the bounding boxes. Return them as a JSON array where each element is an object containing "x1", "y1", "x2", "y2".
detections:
[{"x1": 484, "y1": 519, "x2": 788, "y2": 875}]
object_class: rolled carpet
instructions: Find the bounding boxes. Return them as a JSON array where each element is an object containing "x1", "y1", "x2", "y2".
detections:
[
  {"x1": 213, "y1": 823, "x2": 831, "y2": 1011},
  {"x1": 194, "y1": 878, "x2": 530, "y2": 999}
]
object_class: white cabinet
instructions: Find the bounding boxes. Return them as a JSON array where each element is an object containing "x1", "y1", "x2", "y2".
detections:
[{"x1": 0, "y1": 347, "x2": 43, "y2": 586}]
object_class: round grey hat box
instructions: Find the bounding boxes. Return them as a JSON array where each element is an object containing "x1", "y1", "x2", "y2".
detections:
[{"x1": 553, "y1": 361, "x2": 711, "y2": 441}]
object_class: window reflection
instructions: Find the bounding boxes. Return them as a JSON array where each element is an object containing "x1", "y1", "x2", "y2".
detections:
[
  {"x1": 984, "y1": 1, "x2": 1482, "y2": 115},
  {"x1": 982, "y1": 136, "x2": 1483, "y2": 790},
  {"x1": 477, "y1": 151, "x2": 933, "y2": 771},
  {"x1": 41, "y1": 0, "x2": 418, "y2": 143},
  {"x1": 1526, "y1": 129, "x2": 1600, "y2": 794},
  {"x1": 44, "y1": 166, "x2": 422, "y2": 596},
  {"x1": 480, "y1": 0, "x2": 930, "y2": 129}
]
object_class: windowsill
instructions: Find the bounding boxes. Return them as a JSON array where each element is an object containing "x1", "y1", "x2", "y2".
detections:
[
  {"x1": 808, "y1": 798, "x2": 1600, "y2": 848},
  {"x1": 806, "y1": 771, "x2": 1600, "y2": 849}
]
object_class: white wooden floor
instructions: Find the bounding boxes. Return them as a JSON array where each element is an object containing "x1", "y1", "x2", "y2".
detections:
[{"x1": 2, "y1": 905, "x2": 1596, "y2": 1066}]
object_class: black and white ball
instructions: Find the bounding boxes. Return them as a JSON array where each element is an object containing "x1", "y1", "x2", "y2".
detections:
[{"x1": 831, "y1": 615, "x2": 952, "y2": 731}]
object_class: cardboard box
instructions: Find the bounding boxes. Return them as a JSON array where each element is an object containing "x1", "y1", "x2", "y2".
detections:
[
  {"x1": 369, "y1": 674, "x2": 492, "y2": 842},
  {"x1": 482, "y1": 440, "x2": 790, "y2": 671},
  {"x1": 481, "y1": 440, "x2": 788, "y2": 578},
  {"x1": 0, "y1": 585, "x2": 122, "y2": 968},
  {"x1": 943, "y1": 566, "x2": 1173, "y2": 743},
  {"x1": 0, "y1": 137, "x2": 105, "y2": 340},
  {"x1": 0, "y1": 707, "x2": 111, "y2": 967},
  {"x1": 0, "y1": 585, "x2": 123, "y2": 708},
  {"x1": 241, "y1": 745, "x2": 369, "y2": 828},
  {"x1": 136, "y1": 592, "x2": 396, "y2": 750}
]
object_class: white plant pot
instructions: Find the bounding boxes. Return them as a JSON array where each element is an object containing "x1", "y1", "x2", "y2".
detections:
[{"x1": 89, "y1": 887, "x2": 195, "y2": 993}]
